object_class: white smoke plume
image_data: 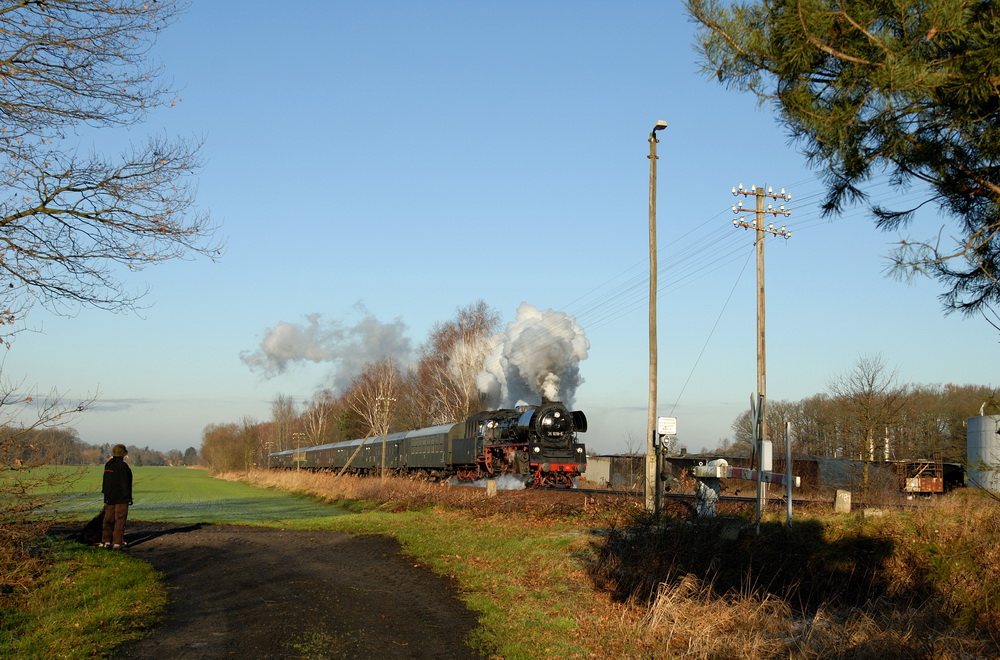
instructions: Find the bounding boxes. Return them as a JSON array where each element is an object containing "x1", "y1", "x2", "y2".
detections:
[
  {"x1": 240, "y1": 305, "x2": 411, "y2": 391},
  {"x1": 477, "y1": 303, "x2": 589, "y2": 408},
  {"x1": 447, "y1": 474, "x2": 528, "y2": 490}
]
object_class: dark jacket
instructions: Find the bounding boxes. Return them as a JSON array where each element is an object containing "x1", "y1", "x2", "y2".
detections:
[{"x1": 102, "y1": 456, "x2": 133, "y2": 505}]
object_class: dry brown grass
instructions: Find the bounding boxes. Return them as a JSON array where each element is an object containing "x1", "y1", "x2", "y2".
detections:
[
  {"x1": 639, "y1": 574, "x2": 791, "y2": 657},
  {"x1": 219, "y1": 468, "x2": 644, "y2": 523},
  {"x1": 609, "y1": 489, "x2": 1000, "y2": 659},
  {"x1": 636, "y1": 577, "x2": 987, "y2": 659},
  {"x1": 883, "y1": 489, "x2": 1000, "y2": 633},
  {"x1": 0, "y1": 530, "x2": 48, "y2": 610}
]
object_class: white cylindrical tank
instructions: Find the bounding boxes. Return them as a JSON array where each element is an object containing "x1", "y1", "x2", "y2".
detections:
[{"x1": 967, "y1": 415, "x2": 1000, "y2": 494}]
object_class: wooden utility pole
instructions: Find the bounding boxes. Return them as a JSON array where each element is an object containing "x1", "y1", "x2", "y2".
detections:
[
  {"x1": 754, "y1": 189, "x2": 767, "y2": 445},
  {"x1": 731, "y1": 184, "x2": 792, "y2": 520}
]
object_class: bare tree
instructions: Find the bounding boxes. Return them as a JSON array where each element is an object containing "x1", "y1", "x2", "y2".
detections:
[
  {"x1": 341, "y1": 359, "x2": 400, "y2": 479},
  {"x1": 270, "y1": 394, "x2": 297, "y2": 453},
  {"x1": 0, "y1": 3, "x2": 219, "y2": 588},
  {"x1": 730, "y1": 399, "x2": 798, "y2": 455},
  {"x1": 414, "y1": 301, "x2": 500, "y2": 424},
  {"x1": 794, "y1": 394, "x2": 841, "y2": 457},
  {"x1": 238, "y1": 416, "x2": 260, "y2": 471},
  {"x1": 200, "y1": 422, "x2": 241, "y2": 472},
  {"x1": 0, "y1": 1, "x2": 219, "y2": 321},
  {"x1": 829, "y1": 354, "x2": 910, "y2": 494},
  {"x1": 303, "y1": 389, "x2": 337, "y2": 446},
  {"x1": 764, "y1": 400, "x2": 799, "y2": 456},
  {"x1": 622, "y1": 430, "x2": 644, "y2": 455}
]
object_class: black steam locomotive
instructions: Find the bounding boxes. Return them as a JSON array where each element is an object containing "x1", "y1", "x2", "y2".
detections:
[{"x1": 269, "y1": 401, "x2": 588, "y2": 487}]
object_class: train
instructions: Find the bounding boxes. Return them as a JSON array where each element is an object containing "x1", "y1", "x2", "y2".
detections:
[{"x1": 269, "y1": 400, "x2": 588, "y2": 487}]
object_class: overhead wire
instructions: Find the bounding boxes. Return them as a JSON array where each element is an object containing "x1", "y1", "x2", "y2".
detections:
[
  {"x1": 667, "y1": 246, "x2": 755, "y2": 418},
  {"x1": 481, "y1": 169, "x2": 944, "y2": 417}
]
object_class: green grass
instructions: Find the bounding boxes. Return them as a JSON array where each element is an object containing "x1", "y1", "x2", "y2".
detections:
[
  {"x1": 35, "y1": 466, "x2": 350, "y2": 525},
  {"x1": 1, "y1": 538, "x2": 166, "y2": 659}
]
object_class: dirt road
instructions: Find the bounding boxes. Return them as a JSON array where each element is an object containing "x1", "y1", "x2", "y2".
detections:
[{"x1": 95, "y1": 522, "x2": 487, "y2": 660}]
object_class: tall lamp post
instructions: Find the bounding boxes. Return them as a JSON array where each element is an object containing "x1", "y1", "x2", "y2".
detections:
[{"x1": 646, "y1": 120, "x2": 667, "y2": 514}]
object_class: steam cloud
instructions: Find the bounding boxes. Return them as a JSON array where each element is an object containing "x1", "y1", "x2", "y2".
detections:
[
  {"x1": 477, "y1": 303, "x2": 589, "y2": 408},
  {"x1": 240, "y1": 306, "x2": 411, "y2": 391},
  {"x1": 242, "y1": 302, "x2": 589, "y2": 408}
]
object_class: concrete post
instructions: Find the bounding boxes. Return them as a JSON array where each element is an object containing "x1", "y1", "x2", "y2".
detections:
[{"x1": 834, "y1": 489, "x2": 851, "y2": 513}]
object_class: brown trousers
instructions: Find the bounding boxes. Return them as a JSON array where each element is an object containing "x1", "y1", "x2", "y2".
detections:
[{"x1": 101, "y1": 502, "x2": 129, "y2": 546}]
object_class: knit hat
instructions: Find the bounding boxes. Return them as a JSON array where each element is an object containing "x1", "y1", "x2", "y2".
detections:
[{"x1": 112, "y1": 444, "x2": 128, "y2": 457}]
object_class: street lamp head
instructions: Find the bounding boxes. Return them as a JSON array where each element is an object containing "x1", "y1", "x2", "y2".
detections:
[{"x1": 652, "y1": 120, "x2": 667, "y2": 131}]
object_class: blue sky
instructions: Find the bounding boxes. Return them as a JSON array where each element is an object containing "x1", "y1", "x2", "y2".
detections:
[{"x1": 8, "y1": 1, "x2": 997, "y2": 454}]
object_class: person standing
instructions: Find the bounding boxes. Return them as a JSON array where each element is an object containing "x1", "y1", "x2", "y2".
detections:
[{"x1": 101, "y1": 444, "x2": 133, "y2": 549}]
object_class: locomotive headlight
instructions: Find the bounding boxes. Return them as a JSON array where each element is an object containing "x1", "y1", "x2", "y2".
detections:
[
  {"x1": 576, "y1": 447, "x2": 583, "y2": 453},
  {"x1": 532, "y1": 446, "x2": 541, "y2": 454}
]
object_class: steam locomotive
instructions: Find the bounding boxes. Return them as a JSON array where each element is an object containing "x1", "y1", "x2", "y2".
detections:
[{"x1": 269, "y1": 401, "x2": 588, "y2": 487}]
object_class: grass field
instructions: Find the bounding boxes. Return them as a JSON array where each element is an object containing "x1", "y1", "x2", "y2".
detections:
[{"x1": 36, "y1": 466, "x2": 350, "y2": 525}]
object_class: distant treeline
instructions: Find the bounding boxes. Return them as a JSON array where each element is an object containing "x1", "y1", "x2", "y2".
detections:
[
  {"x1": 725, "y1": 381, "x2": 998, "y2": 463},
  {"x1": 3, "y1": 426, "x2": 199, "y2": 467}
]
